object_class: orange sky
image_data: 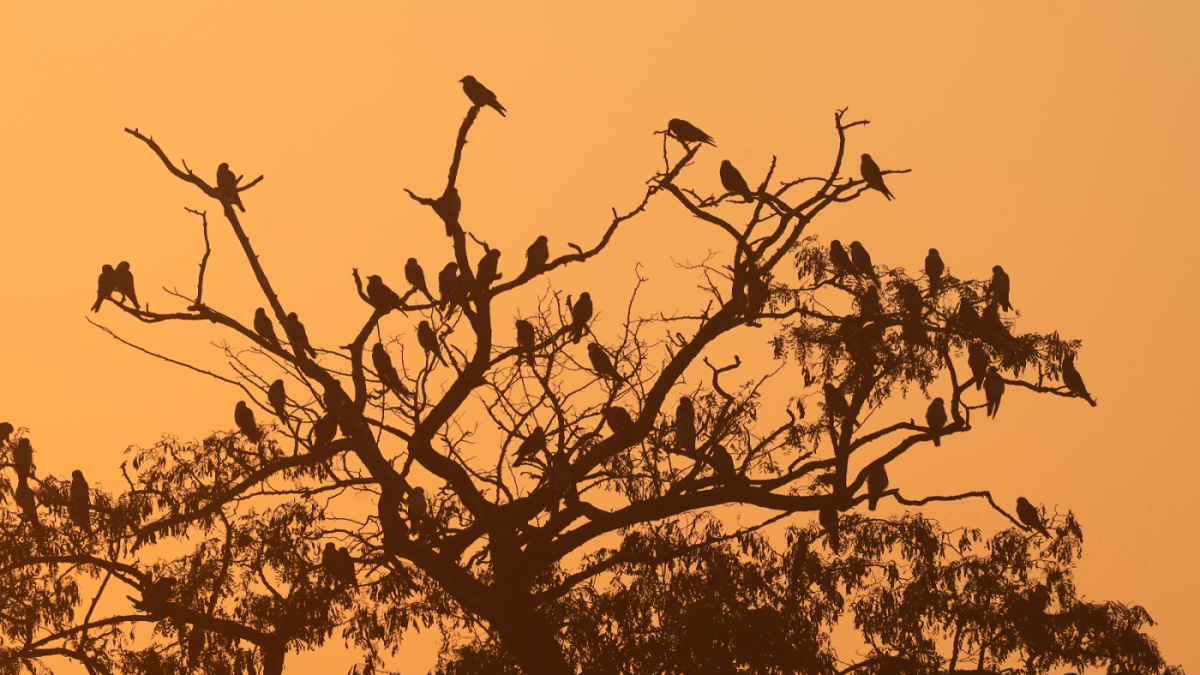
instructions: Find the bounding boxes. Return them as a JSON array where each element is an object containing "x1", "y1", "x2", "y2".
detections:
[{"x1": 1, "y1": 1, "x2": 1197, "y2": 672}]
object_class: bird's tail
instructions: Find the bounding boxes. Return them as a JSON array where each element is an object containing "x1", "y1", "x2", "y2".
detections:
[{"x1": 91, "y1": 298, "x2": 103, "y2": 312}]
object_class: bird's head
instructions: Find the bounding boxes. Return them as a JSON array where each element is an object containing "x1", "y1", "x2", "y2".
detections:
[
  {"x1": 116, "y1": 261, "x2": 131, "y2": 271},
  {"x1": 407, "y1": 258, "x2": 418, "y2": 266},
  {"x1": 850, "y1": 241, "x2": 863, "y2": 250},
  {"x1": 72, "y1": 470, "x2": 84, "y2": 479},
  {"x1": 101, "y1": 264, "x2": 114, "y2": 273},
  {"x1": 932, "y1": 397, "x2": 944, "y2": 406},
  {"x1": 367, "y1": 275, "x2": 381, "y2": 284},
  {"x1": 287, "y1": 312, "x2": 299, "y2": 321},
  {"x1": 993, "y1": 265, "x2": 1005, "y2": 273},
  {"x1": 460, "y1": 76, "x2": 475, "y2": 84},
  {"x1": 414, "y1": 487, "x2": 425, "y2": 496},
  {"x1": 218, "y1": 162, "x2": 229, "y2": 171},
  {"x1": 929, "y1": 248, "x2": 939, "y2": 255},
  {"x1": 861, "y1": 153, "x2": 872, "y2": 161},
  {"x1": 831, "y1": 240, "x2": 842, "y2": 248}
]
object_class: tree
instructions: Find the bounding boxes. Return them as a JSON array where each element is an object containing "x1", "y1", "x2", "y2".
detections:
[{"x1": 0, "y1": 84, "x2": 1149, "y2": 674}]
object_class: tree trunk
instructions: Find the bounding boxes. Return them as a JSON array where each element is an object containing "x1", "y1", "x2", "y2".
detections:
[
  {"x1": 495, "y1": 615, "x2": 571, "y2": 675},
  {"x1": 260, "y1": 642, "x2": 286, "y2": 675}
]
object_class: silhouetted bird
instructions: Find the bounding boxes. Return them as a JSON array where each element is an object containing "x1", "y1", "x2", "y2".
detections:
[
  {"x1": 603, "y1": 407, "x2": 635, "y2": 436},
  {"x1": 268, "y1": 380, "x2": 288, "y2": 425},
  {"x1": 868, "y1": 464, "x2": 889, "y2": 511},
  {"x1": 139, "y1": 577, "x2": 176, "y2": 609},
  {"x1": 188, "y1": 630, "x2": 204, "y2": 670},
  {"x1": 746, "y1": 273, "x2": 770, "y2": 317},
  {"x1": 514, "y1": 426, "x2": 547, "y2": 466},
  {"x1": 285, "y1": 313, "x2": 317, "y2": 358},
  {"x1": 417, "y1": 321, "x2": 448, "y2": 367},
  {"x1": 709, "y1": 443, "x2": 738, "y2": 482},
  {"x1": 675, "y1": 397, "x2": 696, "y2": 453},
  {"x1": 408, "y1": 487, "x2": 428, "y2": 528},
  {"x1": 1061, "y1": 354, "x2": 1096, "y2": 406},
  {"x1": 438, "y1": 263, "x2": 461, "y2": 310},
  {"x1": 372, "y1": 343, "x2": 408, "y2": 397},
  {"x1": 460, "y1": 76, "x2": 506, "y2": 116},
  {"x1": 968, "y1": 343, "x2": 989, "y2": 390},
  {"x1": 515, "y1": 319, "x2": 537, "y2": 368},
  {"x1": 1016, "y1": 497, "x2": 1051, "y2": 538},
  {"x1": 404, "y1": 259, "x2": 435, "y2": 303},
  {"x1": 366, "y1": 275, "x2": 403, "y2": 310},
  {"x1": 15, "y1": 482, "x2": 38, "y2": 525},
  {"x1": 525, "y1": 236, "x2": 549, "y2": 276},
  {"x1": 216, "y1": 163, "x2": 245, "y2": 212},
  {"x1": 323, "y1": 382, "x2": 348, "y2": 413},
  {"x1": 234, "y1": 401, "x2": 263, "y2": 443},
  {"x1": 0, "y1": 422, "x2": 12, "y2": 445},
  {"x1": 588, "y1": 343, "x2": 623, "y2": 383},
  {"x1": 434, "y1": 187, "x2": 462, "y2": 236},
  {"x1": 114, "y1": 261, "x2": 140, "y2": 310},
  {"x1": 848, "y1": 242, "x2": 879, "y2": 285},
  {"x1": 379, "y1": 488, "x2": 409, "y2": 553},
  {"x1": 830, "y1": 240, "x2": 857, "y2": 279},
  {"x1": 823, "y1": 383, "x2": 852, "y2": 420},
  {"x1": 981, "y1": 303, "x2": 1013, "y2": 348},
  {"x1": 311, "y1": 414, "x2": 337, "y2": 449},
  {"x1": 926, "y1": 398, "x2": 947, "y2": 446},
  {"x1": 819, "y1": 506, "x2": 840, "y2": 553},
  {"x1": 91, "y1": 264, "x2": 116, "y2": 312},
  {"x1": 956, "y1": 299, "x2": 981, "y2": 336},
  {"x1": 549, "y1": 454, "x2": 573, "y2": 494},
  {"x1": 984, "y1": 367, "x2": 1005, "y2": 419},
  {"x1": 69, "y1": 471, "x2": 90, "y2": 531},
  {"x1": 254, "y1": 308, "x2": 281, "y2": 349},
  {"x1": 898, "y1": 282, "x2": 923, "y2": 316},
  {"x1": 860, "y1": 154, "x2": 895, "y2": 200},
  {"x1": 990, "y1": 265, "x2": 1012, "y2": 312},
  {"x1": 334, "y1": 547, "x2": 355, "y2": 587},
  {"x1": 570, "y1": 292, "x2": 593, "y2": 344},
  {"x1": 720, "y1": 160, "x2": 753, "y2": 201},
  {"x1": 668, "y1": 118, "x2": 715, "y2": 146},
  {"x1": 13, "y1": 438, "x2": 32, "y2": 481},
  {"x1": 925, "y1": 249, "x2": 944, "y2": 293},
  {"x1": 322, "y1": 542, "x2": 340, "y2": 580},
  {"x1": 475, "y1": 249, "x2": 502, "y2": 292},
  {"x1": 858, "y1": 286, "x2": 882, "y2": 318}
]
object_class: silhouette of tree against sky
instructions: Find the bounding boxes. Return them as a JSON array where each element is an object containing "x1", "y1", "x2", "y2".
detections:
[{"x1": 0, "y1": 77, "x2": 1146, "y2": 674}]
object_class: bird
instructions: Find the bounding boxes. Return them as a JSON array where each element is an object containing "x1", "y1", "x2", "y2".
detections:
[
  {"x1": 14, "y1": 481, "x2": 38, "y2": 526},
  {"x1": 460, "y1": 76, "x2": 506, "y2": 116},
  {"x1": 268, "y1": 380, "x2": 289, "y2": 425},
  {"x1": 188, "y1": 629, "x2": 204, "y2": 670},
  {"x1": 285, "y1": 313, "x2": 317, "y2": 358},
  {"x1": 829, "y1": 240, "x2": 858, "y2": 279},
  {"x1": 139, "y1": 577, "x2": 176, "y2": 608},
  {"x1": 587, "y1": 343, "x2": 623, "y2": 383},
  {"x1": 417, "y1": 321, "x2": 448, "y2": 367},
  {"x1": 858, "y1": 286, "x2": 882, "y2": 318},
  {"x1": 13, "y1": 437, "x2": 32, "y2": 482},
  {"x1": 968, "y1": 343, "x2": 989, "y2": 391},
  {"x1": 860, "y1": 154, "x2": 895, "y2": 200},
  {"x1": 434, "y1": 187, "x2": 462, "y2": 236},
  {"x1": 366, "y1": 275, "x2": 403, "y2": 310},
  {"x1": 848, "y1": 242, "x2": 879, "y2": 285},
  {"x1": 372, "y1": 343, "x2": 408, "y2": 397},
  {"x1": 746, "y1": 273, "x2": 770, "y2": 317},
  {"x1": 990, "y1": 266, "x2": 1012, "y2": 312},
  {"x1": 925, "y1": 249, "x2": 944, "y2": 293},
  {"x1": 667, "y1": 119, "x2": 715, "y2": 146},
  {"x1": 549, "y1": 454, "x2": 573, "y2": 494},
  {"x1": 867, "y1": 464, "x2": 889, "y2": 511},
  {"x1": 515, "y1": 319, "x2": 537, "y2": 368},
  {"x1": 981, "y1": 303, "x2": 1013, "y2": 348},
  {"x1": 819, "y1": 506, "x2": 840, "y2": 553},
  {"x1": 323, "y1": 382, "x2": 348, "y2": 414},
  {"x1": 0, "y1": 422, "x2": 12, "y2": 445},
  {"x1": 1016, "y1": 497, "x2": 1051, "y2": 538},
  {"x1": 438, "y1": 263, "x2": 461, "y2": 310},
  {"x1": 1061, "y1": 355, "x2": 1096, "y2": 407},
  {"x1": 823, "y1": 383, "x2": 852, "y2": 420},
  {"x1": 379, "y1": 488, "x2": 409, "y2": 553},
  {"x1": 708, "y1": 443, "x2": 738, "y2": 482},
  {"x1": 925, "y1": 398, "x2": 947, "y2": 446},
  {"x1": 91, "y1": 264, "x2": 116, "y2": 312},
  {"x1": 216, "y1": 163, "x2": 246, "y2": 212},
  {"x1": 570, "y1": 292, "x2": 593, "y2": 344},
  {"x1": 234, "y1": 401, "x2": 263, "y2": 443},
  {"x1": 603, "y1": 407, "x2": 635, "y2": 436},
  {"x1": 675, "y1": 397, "x2": 696, "y2": 453},
  {"x1": 524, "y1": 236, "x2": 549, "y2": 276},
  {"x1": 514, "y1": 426, "x2": 547, "y2": 466},
  {"x1": 719, "y1": 160, "x2": 753, "y2": 201},
  {"x1": 311, "y1": 414, "x2": 337, "y2": 449},
  {"x1": 114, "y1": 261, "x2": 140, "y2": 310},
  {"x1": 476, "y1": 249, "x2": 502, "y2": 291},
  {"x1": 898, "y1": 282, "x2": 924, "y2": 316},
  {"x1": 956, "y1": 299, "x2": 981, "y2": 336},
  {"x1": 254, "y1": 308, "x2": 281, "y2": 349},
  {"x1": 404, "y1": 259, "x2": 435, "y2": 303},
  {"x1": 408, "y1": 487, "x2": 428, "y2": 529},
  {"x1": 322, "y1": 542, "x2": 341, "y2": 580},
  {"x1": 334, "y1": 547, "x2": 355, "y2": 587},
  {"x1": 983, "y1": 367, "x2": 1005, "y2": 419}
]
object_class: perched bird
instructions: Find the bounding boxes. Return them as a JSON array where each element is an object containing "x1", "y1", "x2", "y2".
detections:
[
  {"x1": 848, "y1": 242, "x2": 879, "y2": 285},
  {"x1": 311, "y1": 414, "x2": 337, "y2": 449},
  {"x1": 603, "y1": 407, "x2": 635, "y2": 436},
  {"x1": 746, "y1": 273, "x2": 770, "y2": 317},
  {"x1": 13, "y1": 438, "x2": 32, "y2": 481},
  {"x1": 514, "y1": 426, "x2": 547, "y2": 466},
  {"x1": 819, "y1": 506, "x2": 840, "y2": 553},
  {"x1": 708, "y1": 443, "x2": 738, "y2": 481},
  {"x1": 1016, "y1": 497, "x2": 1051, "y2": 538},
  {"x1": 858, "y1": 286, "x2": 882, "y2": 318},
  {"x1": 433, "y1": 186, "x2": 462, "y2": 236},
  {"x1": 323, "y1": 382, "x2": 348, "y2": 413},
  {"x1": 587, "y1": 343, "x2": 623, "y2": 383},
  {"x1": 981, "y1": 303, "x2": 1013, "y2": 348},
  {"x1": 407, "y1": 487, "x2": 428, "y2": 528},
  {"x1": 216, "y1": 163, "x2": 246, "y2": 212},
  {"x1": 549, "y1": 454, "x2": 573, "y2": 494},
  {"x1": 417, "y1": 321, "x2": 448, "y2": 367},
  {"x1": 925, "y1": 249, "x2": 945, "y2": 293},
  {"x1": 860, "y1": 154, "x2": 895, "y2": 201},
  {"x1": 114, "y1": 261, "x2": 140, "y2": 310},
  {"x1": 372, "y1": 343, "x2": 408, "y2": 397},
  {"x1": 570, "y1": 292, "x2": 593, "y2": 344},
  {"x1": 254, "y1": 308, "x2": 281, "y2": 349},
  {"x1": 968, "y1": 343, "x2": 989, "y2": 390},
  {"x1": 897, "y1": 282, "x2": 924, "y2": 316},
  {"x1": 366, "y1": 275, "x2": 403, "y2": 310},
  {"x1": 285, "y1": 313, "x2": 317, "y2": 358},
  {"x1": 334, "y1": 547, "x2": 355, "y2": 587},
  {"x1": 70, "y1": 469, "x2": 91, "y2": 531},
  {"x1": 867, "y1": 464, "x2": 889, "y2": 511},
  {"x1": 956, "y1": 299, "x2": 981, "y2": 336},
  {"x1": 0, "y1": 422, "x2": 12, "y2": 445},
  {"x1": 476, "y1": 249, "x2": 502, "y2": 291},
  {"x1": 268, "y1": 380, "x2": 289, "y2": 425},
  {"x1": 234, "y1": 401, "x2": 263, "y2": 443},
  {"x1": 675, "y1": 397, "x2": 696, "y2": 453},
  {"x1": 667, "y1": 118, "x2": 715, "y2": 146},
  {"x1": 91, "y1": 264, "x2": 117, "y2": 312},
  {"x1": 983, "y1": 367, "x2": 1005, "y2": 419},
  {"x1": 829, "y1": 240, "x2": 858, "y2": 279},
  {"x1": 990, "y1": 266, "x2": 1012, "y2": 312},
  {"x1": 404, "y1": 259, "x2": 435, "y2": 303},
  {"x1": 15, "y1": 481, "x2": 38, "y2": 525},
  {"x1": 925, "y1": 398, "x2": 947, "y2": 446},
  {"x1": 140, "y1": 577, "x2": 176, "y2": 608},
  {"x1": 188, "y1": 629, "x2": 204, "y2": 670},
  {"x1": 515, "y1": 319, "x2": 537, "y2": 368},
  {"x1": 719, "y1": 160, "x2": 753, "y2": 201},
  {"x1": 823, "y1": 383, "x2": 852, "y2": 420},
  {"x1": 438, "y1": 263, "x2": 462, "y2": 311},
  {"x1": 322, "y1": 542, "x2": 341, "y2": 581},
  {"x1": 524, "y1": 236, "x2": 549, "y2": 276},
  {"x1": 460, "y1": 76, "x2": 507, "y2": 116},
  {"x1": 1061, "y1": 355, "x2": 1096, "y2": 406},
  {"x1": 379, "y1": 488, "x2": 409, "y2": 553}
]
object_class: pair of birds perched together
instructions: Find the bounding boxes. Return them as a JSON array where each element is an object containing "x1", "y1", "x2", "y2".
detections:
[
  {"x1": 0, "y1": 424, "x2": 92, "y2": 532},
  {"x1": 90, "y1": 261, "x2": 139, "y2": 312},
  {"x1": 665, "y1": 118, "x2": 896, "y2": 202}
]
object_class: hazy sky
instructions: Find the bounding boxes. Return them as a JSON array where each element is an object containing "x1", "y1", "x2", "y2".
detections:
[{"x1": 1, "y1": 2, "x2": 1197, "y2": 671}]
